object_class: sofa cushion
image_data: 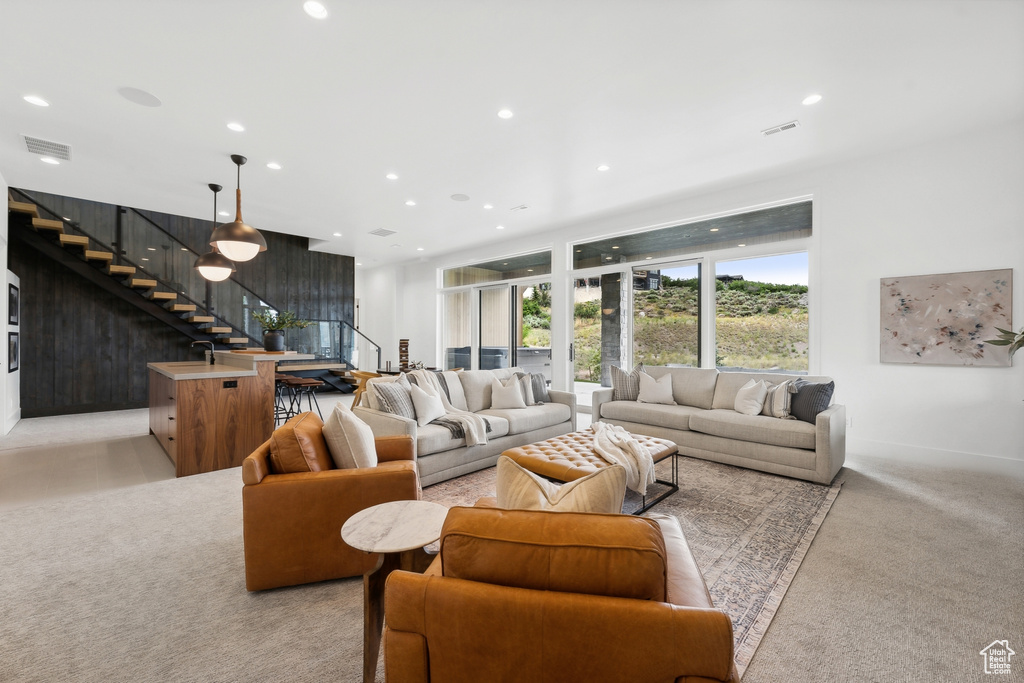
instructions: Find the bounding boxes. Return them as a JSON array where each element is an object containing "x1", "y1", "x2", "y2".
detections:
[
  {"x1": 646, "y1": 366, "x2": 719, "y2": 409},
  {"x1": 322, "y1": 403, "x2": 377, "y2": 469},
  {"x1": 495, "y1": 456, "x2": 626, "y2": 514},
  {"x1": 790, "y1": 379, "x2": 835, "y2": 424},
  {"x1": 638, "y1": 372, "x2": 676, "y2": 405},
  {"x1": 610, "y1": 363, "x2": 645, "y2": 401},
  {"x1": 417, "y1": 417, "x2": 511, "y2": 456},
  {"x1": 439, "y1": 506, "x2": 669, "y2": 601},
  {"x1": 599, "y1": 401, "x2": 703, "y2": 431},
  {"x1": 689, "y1": 409, "x2": 816, "y2": 450},
  {"x1": 478, "y1": 402, "x2": 571, "y2": 435},
  {"x1": 712, "y1": 372, "x2": 832, "y2": 411},
  {"x1": 269, "y1": 412, "x2": 334, "y2": 473},
  {"x1": 491, "y1": 376, "x2": 527, "y2": 409}
]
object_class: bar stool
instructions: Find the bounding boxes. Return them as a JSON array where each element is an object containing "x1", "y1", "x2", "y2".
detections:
[
  {"x1": 283, "y1": 377, "x2": 324, "y2": 420},
  {"x1": 274, "y1": 373, "x2": 297, "y2": 426}
]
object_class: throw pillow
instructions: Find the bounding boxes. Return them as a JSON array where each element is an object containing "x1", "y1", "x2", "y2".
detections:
[
  {"x1": 495, "y1": 456, "x2": 626, "y2": 514},
  {"x1": 490, "y1": 376, "x2": 527, "y2": 409},
  {"x1": 734, "y1": 379, "x2": 769, "y2": 416},
  {"x1": 409, "y1": 382, "x2": 445, "y2": 427},
  {"x1": 321, "y1": 403, "x2": 377, "y2": 469},
  {"x1": 269, "y1": 412, "x2": 333, "y2": 473},
  {"x1": 761, "y1": 380, "x2": 796, "y2": 418},
  {"x1": 790, "y1": 379, "x2": 835, "y2": 424},
  {"x1": 518, "y1": 374, "x2": 537, "y2": 406},
  {"x1": 530, "y1": 373, "x2": 550, "y2": 403},
  {"x1": 610, "y1": 363, "x2": 646, "y2": 401},
  {"x1": 637, "y1": 371, "x2": 676, "y2": 405},
  {"x1": 372, "y1": 376, "x2": 417, "y2": 420}
]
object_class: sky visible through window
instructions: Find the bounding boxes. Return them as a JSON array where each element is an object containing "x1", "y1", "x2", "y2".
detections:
[{"x1": 658, "y1": 253, "x2": 808, "y2": 286}]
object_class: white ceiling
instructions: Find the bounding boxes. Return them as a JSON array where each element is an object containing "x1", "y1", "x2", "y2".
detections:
[{"x1": 2, "y1": 0, "x2": 1023, "y2": 267}]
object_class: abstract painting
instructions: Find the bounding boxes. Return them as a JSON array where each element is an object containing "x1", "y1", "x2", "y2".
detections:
[{"x1": 880, "y1": 268, "x2": 1012, "y2": 366}]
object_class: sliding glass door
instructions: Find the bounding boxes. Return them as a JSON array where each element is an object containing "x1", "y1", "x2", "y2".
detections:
[
  {"x1": 633, "y1": 261, "x2": 701, "y2": 367},
  {"x1": 479, "y1": 285, "x2": 511, "y2": 370}
]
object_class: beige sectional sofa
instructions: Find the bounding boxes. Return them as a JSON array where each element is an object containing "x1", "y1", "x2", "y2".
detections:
[
  {"x1": 353, "y1": 368, "x2": 576, "y2": 486},
  {"x1": 592, "y1": 367, "x2": 845, "y2": 484}
]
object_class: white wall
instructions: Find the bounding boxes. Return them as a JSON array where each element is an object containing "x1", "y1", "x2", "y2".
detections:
[
  {"x1": 1, "y1": 169, "x2": 19, "y2": 434},
  {"x1": 360, "y1": 120, "x2": 1024, "y2": 474}
]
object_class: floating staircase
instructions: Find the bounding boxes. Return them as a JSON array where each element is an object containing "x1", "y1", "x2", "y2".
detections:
[{"x1": 8, "y1": 193, "x2": 251, "y2": 349}]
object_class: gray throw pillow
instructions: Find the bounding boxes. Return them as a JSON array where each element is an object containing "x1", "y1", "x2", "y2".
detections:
[
  {"x1": 372, "y1": 377, "x2": 417, "y2": 420},
  {"x1": 610, "y1": 363, "x2": 646, "y2": 401},
  {"x1": 790, "y1": 379, "x2": 835, "y2": 424},
  {"x1": 530, "y1": 373, "x2": 550, "y2": 404}
]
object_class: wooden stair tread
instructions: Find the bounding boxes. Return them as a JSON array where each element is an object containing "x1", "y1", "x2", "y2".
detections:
[
  {"x1": 32, "y1": 217, "x2": 64, "y2": 233},
  {"x1": 222, "y1": 337, "x2": 249, "y2": 344},
  {"x1": 206, "y1": 326, "x2": 232, "y2": 334},
  {"x1": 8, "y1": 200, "x2": 39, "y2": 217},
  {"x1": 105, "y1": 265, "x2": 136, "y2": 276},
  {"x1": 187, "y1": 315, "x2": 215, "y2": 323},
  {"x1": 58, "y1": 234, "x2": 89, "y2": 248},
  {"x1": 148, "y1": 291, "x2": 177, "y2": 301},
  {"x1": 129, "y1": 278, "x2": 157, "y2": 288},
  {"x1": 85, "y1": 250, "x2": 114, "y2": 262},
  {"x1": 165, "y1": 303, "x2": 196, "y2": 312}
]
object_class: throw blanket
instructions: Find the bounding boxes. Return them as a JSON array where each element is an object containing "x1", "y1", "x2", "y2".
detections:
[
  {"x1": 407, "y1": 370, "x2": 489, "y2": 446},
  {"x1": 590, "y1": 422, "x2": 656, "y2": 496}
]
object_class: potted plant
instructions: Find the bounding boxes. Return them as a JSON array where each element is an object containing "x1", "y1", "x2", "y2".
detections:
[
  {"x1": 984, "y1": 327, "x2": 1024, "y2": 359},
  {"x1": 251, "y1": 309, "x2": 311, "y2": 352}
]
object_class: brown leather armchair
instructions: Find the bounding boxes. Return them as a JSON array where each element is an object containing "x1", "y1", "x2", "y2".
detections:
[
  {"x1": 241, "y1": 428, "x2": 419, "y2": 591},
  {"x1": 384, "y1": 507, "x2": 740, "y2": 683}
]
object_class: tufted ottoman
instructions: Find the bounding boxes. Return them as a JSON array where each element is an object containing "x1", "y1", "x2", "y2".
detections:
[{"x1": 501, "y1": 430, "x2": 679, "y2": 514}]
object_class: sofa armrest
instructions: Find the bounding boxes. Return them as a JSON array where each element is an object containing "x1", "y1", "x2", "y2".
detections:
[
  {"x1": 591, "y1": 387, "x2": 614, "y2": 421},
  {"x1": 354, "y1": 406, "x2": 418, "y2": 441},
  {"x1": 547, "y1": 389, "x2": 577, "y2": 431},
  {"x1": 376, "y1": 435, "x2": 415, "y2": 462},
  {"x1": 814, "y1": 403, "x2": 846, "y2": 484}
]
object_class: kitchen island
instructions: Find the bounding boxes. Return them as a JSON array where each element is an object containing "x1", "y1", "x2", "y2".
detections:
[{"x1": 148, "y1": 351, "x2": 314, "y2": 477}]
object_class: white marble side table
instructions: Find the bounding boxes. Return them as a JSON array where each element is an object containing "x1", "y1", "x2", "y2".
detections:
[{"x1": 341, "y1": 500, "x2": 449, "y2": 683}]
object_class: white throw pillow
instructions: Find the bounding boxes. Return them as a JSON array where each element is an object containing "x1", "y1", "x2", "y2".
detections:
[
  {"x1": 321, "y1": 403, "x2": 377, "y2": 469},
  {"x1": 495, "y1": 456, "x2": 626, "y2": 514},
  {"x1": 490, "y1": 376, "x2": 527, "y2": 409},
  {"x1": 637, "y1": 372, "x2": 676, "y2": 405},
  {"x1": 409, "y1": 382, "x2": 445, "y2": 427},
  {"x1": 761, "y1": 380, "x2": 795, "y2": 418},
  {"x1": 734, "y1": 379, "x2": 769, "y2": 416}
]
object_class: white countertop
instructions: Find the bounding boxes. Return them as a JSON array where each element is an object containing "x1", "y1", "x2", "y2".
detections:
[{"x1": 149, "y1": 351, "x2": 315, "y2": 380}]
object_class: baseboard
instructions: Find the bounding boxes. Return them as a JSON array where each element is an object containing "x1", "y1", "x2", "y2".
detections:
[
  {"x1": 4, "y1": 408, "x2": 20, "y2": 435},
  {"x1": 847, "y1": 437, "x2": 1024, "y2": 480}
]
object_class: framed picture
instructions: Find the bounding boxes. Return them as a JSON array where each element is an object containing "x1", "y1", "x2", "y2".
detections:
[
  {"x1": 8, "y1": 284, "x2": 18, "y2": 326},
  {"x1": 880, "y1": 268, "x2": 1013, "y2": 367},
  {"x1": 8, "y1": 332, "x2": 18, "y2": 373}
]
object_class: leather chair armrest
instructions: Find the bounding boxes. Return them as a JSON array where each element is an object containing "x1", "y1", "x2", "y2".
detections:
[{"x1": 375, "y1": 435, "x2": 415, "y2": 462}]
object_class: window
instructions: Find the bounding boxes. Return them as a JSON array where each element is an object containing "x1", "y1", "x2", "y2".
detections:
[
  {"x1": 442, "y1": 291, "x2": 471, "y2": 370},
  {"x1": 633, "y1": 261, "x2": 701, "y2": 367},
  {"x1": 714, "y1": 252, "x2": 809, "y2": 373}
]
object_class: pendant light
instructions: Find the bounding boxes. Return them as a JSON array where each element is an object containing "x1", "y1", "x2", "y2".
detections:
[
  {"x1": 195, "y1": 184, "x2": 236, "y2": 282},
  {"x1": 209, "y1": 154, "x2": 267, "y2": 262}
]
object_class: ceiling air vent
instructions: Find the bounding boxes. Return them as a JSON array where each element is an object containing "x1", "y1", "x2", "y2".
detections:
[
  {"x1": 369, "y1": 228, "x2": 397, "y2": 237},
  {"x1": 761, "y1": 121, "x2": 800, "y2": 137},
  {"x1": 23, "y1": 134, "x2": 73, "y2": 160}
]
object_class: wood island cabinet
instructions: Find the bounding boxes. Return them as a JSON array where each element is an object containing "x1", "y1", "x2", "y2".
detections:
[{"x1": 148, "y1": 361, "x2": 275, "y2": 477}]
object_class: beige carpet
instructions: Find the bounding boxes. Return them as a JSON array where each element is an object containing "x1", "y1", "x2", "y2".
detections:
[{"x1": 0, "y1": 457, "x2": 840, "y2": 682}]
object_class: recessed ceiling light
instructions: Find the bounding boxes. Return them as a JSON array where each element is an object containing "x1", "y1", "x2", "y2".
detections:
[
  {"x1": 141, "y1": 258, "x2": 150, "y2": 261},
  {"x1": 738, "y1": 244, "x2": 747, "y2": 247},
  {"x1": 645, "y1": 256, "x2": 652, "y2": 260},
  {"x1": 497, "y1": 109, "x2": 514, "y2": 119},
  {"x1": 181, "y1": 247, "x2": 189, "y2": 251},
  {"x1": 218, "y1": 210, "x2": 230, "y2": 217},
  {"x1": 405, "y1": 200, "x2": 416, "y2": 206},
  {"x1": 576, "y1": 249, "x2": 582, "y2": 253},
  {"x1": 802, "y1": 94, "x2": 822, "y2": 105},
  {"x1": 356, "y1": 262, "x2": 362, "y2": 266},
  {"x1": 527, "y1": 269, "x2": 534, "y2": 272},
  {"x1": 611, "y1": 246, "x2": 619, "y2": 249},
  {"x1": 40, "y1": 156, "x2": 59, "y2": 165},
  {"x1": 597, "y1": 164, "x2": 610, "y2": 171},
  {"x1": 483, "y1": 204, "x2": 493, "y2": 210},
  {"x1": 503, "y1": 262, "x2": 508, "y2": 266},
  {"x1": 710, "y1": 228, "x2": 719, "y2": 232},
  {"x1": 266, "y1": 162, "x2": 282, "y2": 170},
  {"x1": 63, "y1": 216, "x2": 71, "y2": 221},
  {"x1": 605, "y1": 256, "x2": 613, "y2": 261},
  {"x1": 303, "y1": 1, "x2": 328, "y2": 19},
  {"x1": 227, "y1": 122, "x2": 245, "y2": 132},
  {"x1": 333, "y1": 232, "x2": 342, "y2": 237},
  {"x1": 496, "y1": 225, "x2": 505, "y2": 230},
  {"x1": 416, "y1": 247, "x2": 424, "y2": 251},
  {"x1": 385, "y1": 173, "x2": 398, "y2": 180},
  {"x1": 23, "y1": 95, "x2": 49, "y2": 107},
  {"x1": 147, "y1": 247, "x2": 156, "y2": 251}
]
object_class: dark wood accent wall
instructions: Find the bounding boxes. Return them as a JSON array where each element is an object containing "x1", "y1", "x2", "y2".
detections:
[{"x1": 9, "y1": 189, "x2": 354, "y2": 417}]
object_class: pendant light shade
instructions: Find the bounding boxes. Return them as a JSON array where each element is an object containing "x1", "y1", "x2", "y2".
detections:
[
  {"x1": 210, "y1": 154, "x2": 267, "y2": 262},
  {"x1": 196, "y1": 183, "x2": 237, "y2": 282}
]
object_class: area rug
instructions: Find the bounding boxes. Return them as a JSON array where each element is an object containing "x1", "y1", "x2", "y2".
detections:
[
  {"x1": 0, "y1": 456, "x2": 840, "y2": 682},
  {"x1": 423, "y1": 457, "x2": 844, "y2": 676}
]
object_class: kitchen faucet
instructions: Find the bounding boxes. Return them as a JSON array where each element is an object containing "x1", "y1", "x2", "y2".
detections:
[{"x1": 191, "y1": 340, "x2": 216, "y2": 364}]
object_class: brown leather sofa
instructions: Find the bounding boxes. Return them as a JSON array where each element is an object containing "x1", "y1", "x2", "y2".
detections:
[
  {"x1": 384, "y1": 506, "x2": 740, "y2": 683},
  {"x1": 241, "y1": 412, "x2": 420, "y2": 591}
]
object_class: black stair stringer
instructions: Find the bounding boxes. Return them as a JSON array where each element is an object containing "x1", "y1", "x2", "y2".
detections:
[{"x1": 11, "y1": 221, "x2": 214, "y2": 344}]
